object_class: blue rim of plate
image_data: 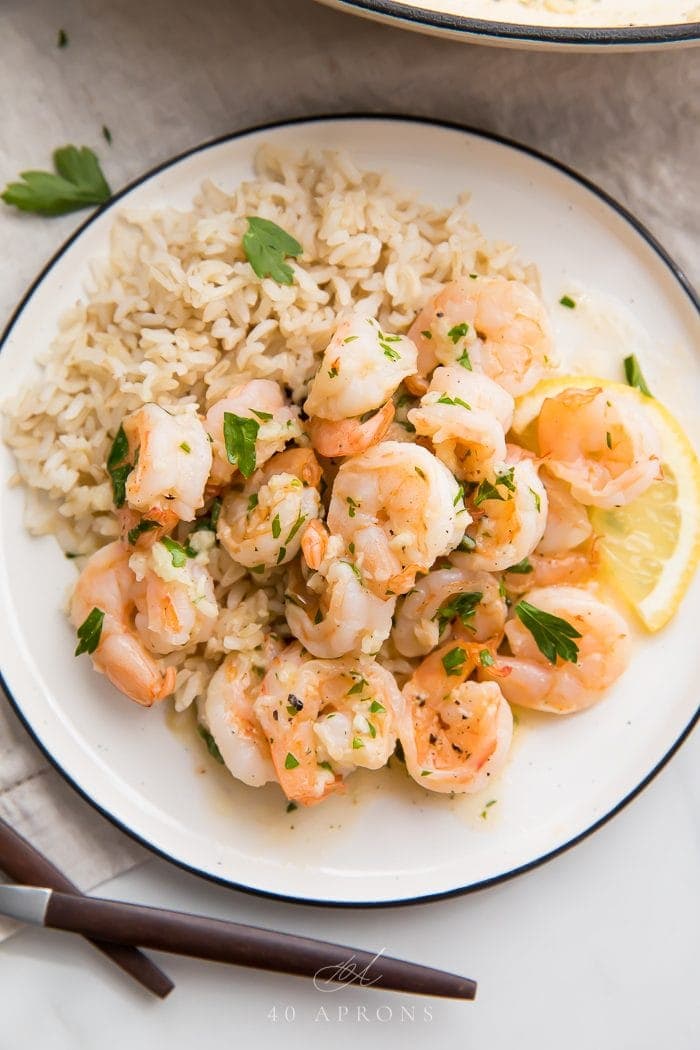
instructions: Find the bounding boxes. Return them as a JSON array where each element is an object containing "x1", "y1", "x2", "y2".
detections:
[
  {"x1": 324, "y1": 0, "x2": 700, "y2": 46},
  {"x1": 1, "y1": 115, "x2": 698, "y2": 908}
]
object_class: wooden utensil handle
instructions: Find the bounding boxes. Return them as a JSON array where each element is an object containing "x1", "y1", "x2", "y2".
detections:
[
  {"x1": 45, "y1": 890, "x2": 476, "y2": 1000},
  {"x1": 0, "y1": 817, "x2": 173, "y2": 998}
]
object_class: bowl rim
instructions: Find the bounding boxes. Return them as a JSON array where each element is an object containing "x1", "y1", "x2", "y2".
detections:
[
  {"x1": 325, "y1": 0, "x2": 700, "y2": 46},
  {"x1": 1, "y1": 113, "x2": 698, "y2": 909}
]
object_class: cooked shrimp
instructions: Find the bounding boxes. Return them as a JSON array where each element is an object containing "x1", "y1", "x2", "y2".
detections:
[
  {"x1": 204, "y1": 639, "x2": 282, "y2": 787},
  {"x1": 393, "y1": 563, "x2": 507, "y2": 658},
  {"x1": 254, "y1": 644, "x2": 403, "y2": 806},
  {"x1": 465, "y1": 452, "x2": 548, "y2": 573},
  {"x1": 327, "y1": 441, "x2": 468, "y2": 597},
  {"x1": 502, "y1": 549, "x2": 596, "y2": 596},
  {"x1": 407, "y1": 275, "x2": 554, "y2": 397},
  {"x1": 537, "y1": 387, "x2": 662, "y2": 509},
  {"x1": 217, "y1": 463, "x2": 321, "y2": 570},
  {"x1": 399, "y1": 656, "x2": 513, "y2": 794},
  {"x1": 70, "y1": 541, "x2": 175, "y2": 706},
  {"x1": 129, "y1": 540, "x2": 218, "y2": 653},
  {"x1": 205, "y1": 380, "x2": 301, "y2": 488},
  {"x1": 303, "y1": 315, "x2": 418, "y2": 421},
  {"x1": 408, "y1": 366, "x2": 515, "y2": 481},
  {"x1": 537, "y1": 472, "x2": 593, "y2": 555},
  {"x1": 122, "y1": 404, "x2": 212, "y2": 522},
  {"x1": 286, "y1": 521, "x2": 395, "y2": 659},
  {"x1": 306, "y1": 401, "x2": 395, "y2": 458},
  {"x1": 482, "y1": 585, "x2": 631, "y2": 713}
]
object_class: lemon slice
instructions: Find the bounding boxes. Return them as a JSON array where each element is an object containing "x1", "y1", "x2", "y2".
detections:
[{"x1": 512, "y1": 376, "x2": 700, "y2": 632}]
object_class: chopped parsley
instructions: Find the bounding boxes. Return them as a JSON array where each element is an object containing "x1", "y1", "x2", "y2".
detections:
[
  {"x1": 624, "y1": 354, "x2": 653, "y2": 397},
  {"x1": 197, "y1": 725, "x2": 224, "y2": 764},
  {"x1": 447, "y1": 322, "x2": 469, "y2": 344},
  {"x1": 369, "y1": 700, "x2": 386, "y2": 714},
  {"x1": 606, "y1": 431, "x2": 613, "y2": 450},
  {"x1": 352, "y1": 737, "x2": 364, "y2": 750},
  {"x1": 106, "y1": 424, "x2": 132, "y2": 508},
  {"x1": 328, "y1": 365, "x2": 339, "y2": 379},
  {"x1": 514, "y1": 600, "x2": 581, "y2": 665},
  {"x1": 559, "y1": 295, "x2": 576, "y2": 309},
  {"x1": 457, "y1": 534, "x2": 477, "y2": 553},
  {"x1": 474, "y1": 467, "x2": 516, "y2": 507},
  {"x1": 529, "y1": 486, "x2": 541, "y2": 513},
  {"x1": 286, "y1": 801, "x2": 298, "y2": 813},
  {"x1": 161, "y1": 536, "x2": 195, "y2": 568},
  {"x1": 441, "y1": 646, "x2": 468, "y2": 677},
  {"x1": 506, "y1": 557, "x2": 533, "y2": 575},
  {"x1": 480, "y1": 799, "x2": 497, "y2": 819},
  {"x1": 457, "y1": 347, "x2": 472, "y2": 370},
  {"x1": 347, "y1": 678, "x2": 368, "y2": 696},
  {"x1": 276, "y1": 546, "x2": 287, "y2": 564},
  {"x1": 284, "y1": 752, "x2": 300, "y2": 770},
  {"x1": 420, "y1": 329, "x2": 432, "y2": 340},
  {"x1": 194, "y1": 497, "x2": 222, "y2": 532},
  {"x1": 127, "y1": 518, "x2": 159, "y2": 545},
  {"x1": 285, "y1": 513, "x2": 306, "y2": 544},
  {"x1": 415, "y1": 466, "x2": 426, "y2": 480},
  {"x1": 223, "y1": 412, "x2": 259, "y2": 478},
  {"x1": 435, "y1": 591, "x2": 482, "y2": 634},
  {"x1": 479, "y1": 649, "x2": 495, "y2": 668},
  {"x1": 247, "y1": 492, "x2": 259, "y2": 513},
  {"x1": 251, "y1": 409, "x2": 273, "y2": 422},
  {"x1": 74, "y1": 607, "x2": 104, "y2": 656},
  {"x1": 102, "y1": 125, "x2": 112, "y2": 146},
  {"x1": 242, "y1": 216, "x2": 302, "y2": 285},
  {"x1": 437, "y1": 393, "x2": 471, "y2": 411},
  {"x1": 346, "y1": 496, "x2": 359, "y2": 518},
  {"x1": 179, "y1": 441, "x2": 191, "y2": 454},
  {"x1": 271, "y1": 514, "x2": 281, "y2": 539}
]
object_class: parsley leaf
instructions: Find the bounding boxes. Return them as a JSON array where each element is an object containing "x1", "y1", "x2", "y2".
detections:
[
  {"x1": 193, "y1": 497, "x2": 222, "y2": 532},
  {"x1": 437, "y1": 393, "x2": 471, "y2": 411},
  {"x1": 457, "y1": 347, "x2": 472, "y2": 370},
  {"x1": 106, "y1": 423, "x2": 132, "y2": 508},
  {"x1": 474, "y1": 467, "x2": 516, "y2": 507},
  {"x1": 161, "y1": 536, "x2": 195, "y2": 568},
  {"x1": 197, "y1": 724, "x2": 224, "y2": 764},
  {"x1": 506, "y1": 557, "x2": 533, "y2": 575},
  {"x1": 514, "y1": 600, "x2": 581, "y2": 665},
  {"x1": 74, "y1": 607, "x2": 104, "y2": 656},
  {"x1": 441, "y1": 646, "x2": 468, "y2": 676},
  {"x1": 623, "y1": 354, "x2": 653, "y2": 397},
  {"x1": 435, "y1": 591, "x2": 483, "y2": 634},
  {"x1": 223, "y1": 412, "x2": 259, "y2": 478},
  {"x1": 447, "y1": 322, "x2": 469, "y2": 343},
  {"x1": 242, "y1": 216, "x2": 302, "y2": 285},
  {"x1": 127, "y1": 518, "x2": 160, "y2": 545},
  {"x1": 2, "y1": 146, "x2": 111, "y2": 216}
]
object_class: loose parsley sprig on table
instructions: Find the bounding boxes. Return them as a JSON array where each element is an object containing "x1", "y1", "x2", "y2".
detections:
[
  {"x1": 243, "y1": 216, "x2": 302, "y2": 285},
  {"x1": 2, "y1": 146, "x2": 111, "y2": 216},
  {"x1": 514, "y1": 600, "x2": 581, "y2": 665}
]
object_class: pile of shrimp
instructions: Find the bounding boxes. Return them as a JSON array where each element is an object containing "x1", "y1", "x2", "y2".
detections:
[{"x1": 71, "y1": 274, "x2": 661, "y2": 807}]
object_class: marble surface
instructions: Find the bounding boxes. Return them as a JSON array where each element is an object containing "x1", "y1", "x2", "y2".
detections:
[{"x1": 0, "y1": 0, "x2": 698, "y2": 1046}]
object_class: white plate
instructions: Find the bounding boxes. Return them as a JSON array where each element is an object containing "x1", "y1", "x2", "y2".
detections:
[
  {"x1": 317, "y1": 0, "x2": 700, "y2": 49},
  {"x1": 1, "y1": 117, "x2": 698, "y2": 906}
]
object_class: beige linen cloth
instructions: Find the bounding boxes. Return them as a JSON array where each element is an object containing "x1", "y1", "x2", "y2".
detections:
[{"x1": 0, "y1": 695, "x2": 147, "y2": 940}]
